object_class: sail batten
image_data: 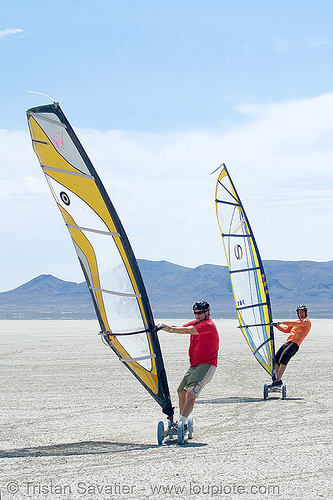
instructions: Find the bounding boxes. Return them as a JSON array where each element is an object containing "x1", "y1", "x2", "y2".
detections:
[
  {"x1": 230, "y1": 266, "x2": 261, "y2": 274},
  {"x1": 253, "y1": 338, "x2": 271, "y2": 355},
  {"x1": 215, "y1": 164, "x2": 276, "y2": 378},
  {"x1": 89, "y1": 285, "x2": 141, "y2": 298},
  {"x1": 66, "y1": 224, "x2": 120, "y2": 237},
  {"x1": 27, "y1": 102, "x2": 174, "y2": 417},
  {"x1": 236, "y1": 301, "x2": 268, "y2": 311},
  {"x1": 33, "y1": 139, "x2": 49, "y2": 145},
  {"x1": 216, "y1": 199, "x2": 241, "y2": 207},
  {"x1": 222, "y1": 233, "x2": 252, "y2": 238},
  {"x1": 28, "y1": 111, "x2": 67, "y2": 127},
  {"x1": 120, "y1": 354, "x2": 156, "y2": 362},
  {"x1": 41, "y1": 165, "x2": 95, "y2": 178}
]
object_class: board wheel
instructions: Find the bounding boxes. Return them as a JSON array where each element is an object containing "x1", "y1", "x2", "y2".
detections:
[
  {"x1": 188, "y1": 416, "x2": 193, "y2": 439},
  {"x1": 157, "y1": 420, "x2": 165, "y2": 445},
  {"x1": 263, "y1": 384, "x2": 268, "y2": 400},
  {"x1": 177, "y1": 420, "x2": 185, "y2": 445},
  {"x1": 281, "y1": 384, "x2": 286, "y2": 400}
]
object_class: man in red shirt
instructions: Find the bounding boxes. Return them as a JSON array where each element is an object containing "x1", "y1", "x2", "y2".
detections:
[
  {"x1": 161, "y1": 301, "x2": 219, "y2": 427},
  {"x1": 272, "y1": 304, "x2": 311, "y2": 386}
]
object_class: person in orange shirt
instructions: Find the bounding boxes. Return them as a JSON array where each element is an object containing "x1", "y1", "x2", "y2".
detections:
[{"x1": 271, "y1": 304, "x2": 311, "y2": 387}]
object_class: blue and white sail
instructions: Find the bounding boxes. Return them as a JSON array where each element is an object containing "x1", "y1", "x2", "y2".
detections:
[{"x1": 215, "y1": 165, "x2": 276, "y2": 378}]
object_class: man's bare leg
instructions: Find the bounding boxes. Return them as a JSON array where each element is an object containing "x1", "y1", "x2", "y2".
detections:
[
  {"x1": 178, "y1": 390, "x2": 196, "y2": 418},
  {"x1": 276, "y1": 363, "x2": 286, "y2": 382}
]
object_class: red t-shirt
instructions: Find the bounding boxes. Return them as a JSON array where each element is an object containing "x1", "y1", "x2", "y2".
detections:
[{"x1": 183, "y1": 318, "x2": 219, "y2": 367}]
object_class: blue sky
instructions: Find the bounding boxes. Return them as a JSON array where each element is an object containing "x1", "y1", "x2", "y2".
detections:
[
  {"x1": 2, "y1": 0, "x2": 333, "y2": 131},
  {"x1": 1, "y1": 1, "x2": 333, "y2": 291}
]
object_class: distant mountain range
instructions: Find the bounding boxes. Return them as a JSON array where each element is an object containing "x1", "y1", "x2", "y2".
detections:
[{"x1": 0, "y1": 259, "x2": 332, "y2": 320}]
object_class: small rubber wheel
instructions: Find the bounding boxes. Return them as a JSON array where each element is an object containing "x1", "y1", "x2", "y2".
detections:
[
  {"x1": 281, "y1": 384, "x2": 286, "y2": 400},
  {"x1": 177, "y1": 420, "x2": 185, "y2": 445},
  {"x1": 157, "y1": 421, "x2": 164, "y2": 445},
  {"x1": 263, "y1": 384, "x2": 268, "y2": 400},
  {"x1": 188, "y1": 416, "x2": 193, "y2": 439}
]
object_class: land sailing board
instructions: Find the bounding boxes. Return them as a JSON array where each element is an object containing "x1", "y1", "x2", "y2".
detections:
[
  {"x1": 264, "y1": 383, "x2": 287, "y2": 400},
  {"x1": 157, "y1": 417, "x2": 193, "y2": 445}
]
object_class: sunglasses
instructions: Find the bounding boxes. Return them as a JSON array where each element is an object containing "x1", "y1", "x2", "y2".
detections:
[{"x1": 194, "y1": 310, "x2": 205, "y2": 315}]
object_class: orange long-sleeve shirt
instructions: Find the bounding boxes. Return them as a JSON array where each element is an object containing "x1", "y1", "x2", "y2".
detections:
[{"x1": 276, "y1": 317, "x2": 311, "y2": 346}]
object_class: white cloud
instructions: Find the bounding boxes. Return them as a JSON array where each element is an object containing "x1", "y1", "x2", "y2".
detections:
[
  {"x1": 0, "y1": 130, "x2": 47, "y2": 199},
  {"x1": 273, "y1": 38, "x2": 291, "y2": 53},
  {"x1": 0, "y1": 28, "x2": 24, "y2": 42},
  {"x1": 1, "y1": 92, "x2": 333, "y2": 291},
  {"x1": 274, "y1": 36, "x2": 330, "y2": 53},
  {"x1": 305, "y1": 37, "x2": 330, "y2": 49}
]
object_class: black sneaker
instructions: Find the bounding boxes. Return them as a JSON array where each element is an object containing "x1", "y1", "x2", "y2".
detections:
[{"x1": 267, "y1": 380, "x2": 282, "y2": 388}]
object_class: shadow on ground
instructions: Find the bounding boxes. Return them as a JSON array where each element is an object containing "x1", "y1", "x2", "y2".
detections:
[
  {"x1": 0, "y1": 441, "x2": 156, "y2": 458},
  {"x1": 0, "y1": 439, "x2": 207, "y2": 458},
  {"x1": 197, "y1": 396, "x2": 304, "y2": 404}
]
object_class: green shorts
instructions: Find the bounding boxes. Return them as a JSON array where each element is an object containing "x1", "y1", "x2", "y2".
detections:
[{"x1": 177, "y1": 364, "x2": 216, "y2": 396}]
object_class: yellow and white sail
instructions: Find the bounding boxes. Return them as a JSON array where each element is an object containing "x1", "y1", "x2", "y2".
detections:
[{"x1": 27, "y1": 102, "x2": 174, "y2": 416}]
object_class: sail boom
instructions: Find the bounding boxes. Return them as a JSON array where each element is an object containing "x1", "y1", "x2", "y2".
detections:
[
  {"x1": 102, "y1": 328, "x2": 153, "y2": 336},
  {"x1": 238, "y1": 322, "x2": 273, "y2": 328}
]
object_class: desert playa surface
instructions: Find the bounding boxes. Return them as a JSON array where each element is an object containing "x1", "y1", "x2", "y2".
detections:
[{"x1": 1, "y1": 319, "x2": 332, "y2": 499}]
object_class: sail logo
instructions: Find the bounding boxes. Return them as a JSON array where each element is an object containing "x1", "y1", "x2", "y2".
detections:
[
  {"x1": 60, "y1": 191, "x2": 70, "y2": 206},
  {"x1": 262, "y1": 273, "x2": 269, "y2": 295},
  {"x1": 234, "y1": 244, "x2": 243, "y2": 260},
  {"x1": 52, "y1": 131, "x2": 64, "y2": 150}
]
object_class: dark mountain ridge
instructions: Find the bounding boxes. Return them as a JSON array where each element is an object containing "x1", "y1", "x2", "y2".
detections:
[{"x1": 0, "y1": 259, "x2": 332, "y2": 319}]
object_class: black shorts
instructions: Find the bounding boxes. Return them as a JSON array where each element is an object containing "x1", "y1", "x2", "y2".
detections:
[{"x1": 275, "y1": 341, "x2": 299, "y2": 366}]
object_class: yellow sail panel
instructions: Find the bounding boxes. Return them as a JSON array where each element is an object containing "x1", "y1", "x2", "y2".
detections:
[
  {"x1": 29, "y1": 121, "x2": 85, "y2": 177},
  {"x1": 215, "y1": 165, "x2": 276, "y2": 378},
  {"x1": 27, "y1": 103, "x2": 173, "y2": 415}
]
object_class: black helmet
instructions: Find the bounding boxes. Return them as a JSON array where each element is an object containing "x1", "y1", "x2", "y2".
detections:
[
  {"x1": 296, "y1": 304, "x2": 307, "y2": 315},
  {"x1": 193, "y1": 301, "x2": 210, "y2": 311}
]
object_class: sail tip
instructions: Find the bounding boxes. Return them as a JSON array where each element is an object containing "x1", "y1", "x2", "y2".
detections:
[
  {"x1": 210, "y1": 163, "x2": 226, "y2": 176},
  {"x1": 210, "y1": 163, "x2": 225, "y2": 175},
  {"x1": 28, "y1": 90, "x2": 58, "y2": 104}
]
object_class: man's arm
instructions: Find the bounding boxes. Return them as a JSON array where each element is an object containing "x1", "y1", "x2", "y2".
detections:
[
  {"x1": 161, "y1": 324, "x2": 199, "y2": 335},
  {"x1": 274, "y1": 322, "x2": 292, "y2": 333}
]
